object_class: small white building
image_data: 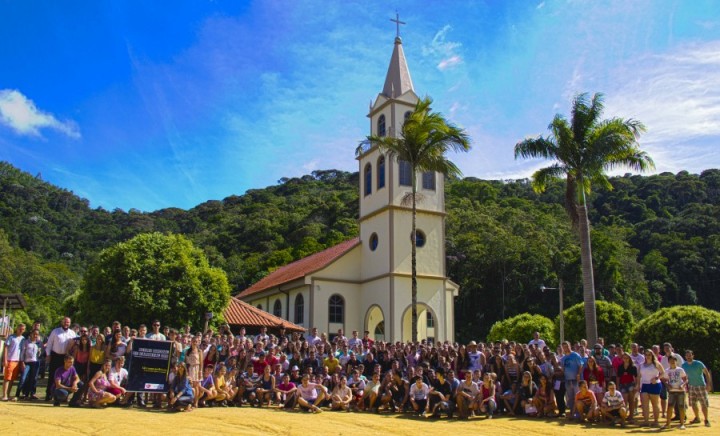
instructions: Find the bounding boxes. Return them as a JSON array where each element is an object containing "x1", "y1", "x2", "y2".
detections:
[{"x1": 235, "y1": 34, "x2": 459, "y2": 343}]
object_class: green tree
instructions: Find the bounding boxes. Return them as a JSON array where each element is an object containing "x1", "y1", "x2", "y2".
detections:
[
  {"x1": 487, "y1": 313, "x2": 557, "y2": 349},
  {"x1": 634, "y1": 306, "x2": 720, "y2": 379},
  {"x1": 357, "y1": 96, "x2": 470, "y2": 342},
  {"x1": 560, "y1": 301, "x2": 634, "y2": 347},
  {"x1": 80, "y1": 232, "x2": 231, "y2": 329},
  {"x1": 515, "y1": 92, "x2": 654, "y2": 344}
]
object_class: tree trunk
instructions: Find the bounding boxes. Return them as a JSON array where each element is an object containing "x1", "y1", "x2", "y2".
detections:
[
  {"x1": 411, "y1": 181, "x2": 418, "y2": 343},
  {"x1": 577, "y1": 196, "x2": 598, "y2": 345}
]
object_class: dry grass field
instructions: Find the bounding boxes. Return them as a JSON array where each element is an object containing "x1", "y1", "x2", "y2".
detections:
[{"x1": 1, "y1": 394, "x2": 718, "y2": 436}]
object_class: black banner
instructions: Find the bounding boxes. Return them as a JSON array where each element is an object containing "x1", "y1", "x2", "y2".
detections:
[{"x1": 127, "y1": 338, "x2": 172, "y2": 392}]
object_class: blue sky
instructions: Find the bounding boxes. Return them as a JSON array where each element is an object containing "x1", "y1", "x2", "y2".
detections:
[{"x1": 1, "y1": 0, "x2": 719, "y2": 211}]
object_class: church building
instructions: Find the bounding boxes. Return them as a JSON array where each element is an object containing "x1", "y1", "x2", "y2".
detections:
[{"x1": 229, "y1": 31, "x2": 459, "y2": 343}]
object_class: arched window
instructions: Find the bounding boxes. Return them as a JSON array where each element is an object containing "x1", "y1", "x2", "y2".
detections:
[
  {"x1": 328, "y1": 294, "x2": 344, "y2": 324},
  {"x1": 364, "y1": 163, "x2": 372, "y2": 196},
  {"x1": 422, "y1": 171, "x2": 436, "y2": 190},
  {"x1": 294, "y1": 294, "x2": 304, "y2": 324},
  {"x1": 377, "y1": 114, "x2": 386, "y2": 137},
  {"x1": 399, "y1": 159, "x2": 412, "y2": 186},
  {"x1": 273, "y1": 299, "x2": 282, "y2": 317},
  {"x1": 377, "y1": 156, "x2": 385, "y2": 189}
]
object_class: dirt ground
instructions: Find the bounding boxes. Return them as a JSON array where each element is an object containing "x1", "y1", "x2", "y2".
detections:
[{"x1": 1, "y1": 394, "x2": 718, "y2": 436}]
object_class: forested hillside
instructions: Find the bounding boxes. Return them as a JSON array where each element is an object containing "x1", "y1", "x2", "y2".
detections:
[{"x1": 1, "y1": 161, "x2": 718, "y2": 341}]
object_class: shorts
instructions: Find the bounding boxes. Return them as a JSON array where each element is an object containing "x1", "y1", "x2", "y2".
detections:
[
  {"x1": 688, "y1": 385, "x2": 709, "y2": 408},
  {"x1": 3, "y1": 361, "x2": 21, "y2": 381},
  {"x1": 667, "y1": 391, "x2": 686, "y2": 409},
  {"x1": 619, "y1": 383, "x2": 635, "y2": 394},
  {"x1": 607, "y1": 409, "x2": 621, "y2": 417},
  {"x1": 640, "y1": 383, "x2": 661, "y2": 395}
]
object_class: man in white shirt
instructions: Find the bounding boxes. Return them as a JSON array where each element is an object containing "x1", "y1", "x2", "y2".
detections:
[
  {"x1": 528, "y1": 331, "x2": 547, "y2": 349},
  {"x1": 146, "y1": 320, "x2": 166, "y2": 341},
  {"x1": 348, "y1": 330, "x2": 363, "y2": 350},
  {"x1": 44, "y1": 317, "x2": 76, "y2": 401}
]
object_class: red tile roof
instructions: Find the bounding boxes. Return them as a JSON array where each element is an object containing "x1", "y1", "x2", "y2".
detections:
[
  {"x1": 237, "y1": 237, "x2": 360, "y2": 299},
  {"x1": 223, "y1": 297, "x2": 306, "y2": 332}
]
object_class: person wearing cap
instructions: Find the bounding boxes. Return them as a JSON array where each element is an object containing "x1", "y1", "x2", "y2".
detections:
[
  {"x1": 467, "y1": 341, "x2": 485, "y2": 375},
  {"x1": 289, "y1": 365, "x2": 302, "y2": 384}
]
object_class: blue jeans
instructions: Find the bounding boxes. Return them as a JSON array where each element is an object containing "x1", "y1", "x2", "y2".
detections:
[
  {"x1": 16, "y1": 361, "x2": 40, "y2": 397},
  {"x1": 53, "y1": 381, "x2": 85, "y2": 405},
  {"x1": 565, "y1": 380, "x2": 579, "y2": 417}
]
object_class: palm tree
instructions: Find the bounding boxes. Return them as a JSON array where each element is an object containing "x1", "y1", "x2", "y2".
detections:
[
  {"x1": 356, "y1": 96, "x2": 470, "y2": 342},
  {"x1": 514, "y1": 92, "x2": 654, "y2": 345}
]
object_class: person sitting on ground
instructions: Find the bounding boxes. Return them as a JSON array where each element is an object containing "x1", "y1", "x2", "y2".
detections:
[
  {"x1": 87, "y1": 359, "x2": 117, "y2": 408},
  {"x1": 574, "y1": 380, "x2": 598, "y2": 423},
  {"x1": 331, "y1": 375, "x2": 353, "y2": 411},
  {"x1": 296, "y1": 374, "x2": 327, "y2": 413},
  {"x1": 275, "y1": 373, "x2": 297, "y2": 409},
  {"x1": 213, "y1": 365, "x2": 237, "y2": 406},
  {"x1": 533, "y1": 374, "x2": 556, "y2": 417},
  {"x1": 255, "y1": 364, "x2": 276, "y2": 407},
  {"x1": 362, "y1": 372, "x2": 382, "y2": 412},
  {"x1": 600, "y1": 381, "x2": 627, "y2": 427},
  {"x1": 168, "y1": 362, "x2": 194, "y2": 412},
  {"x1": 478, "y1": 372, "x2": 497, "y2": 419}
]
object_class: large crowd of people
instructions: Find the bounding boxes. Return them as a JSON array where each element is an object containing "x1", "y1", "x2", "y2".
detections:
[{"x1": 2, "y1": 317, "x2": 714, "y2": 430}]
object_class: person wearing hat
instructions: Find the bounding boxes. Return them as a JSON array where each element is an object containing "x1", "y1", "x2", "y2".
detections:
[
  {"x1": 289, "y1": 365, "x2": 302, "y2": 385},
  {"x1": 468, "y1": 341, "x2": 485, "y2": 374}
]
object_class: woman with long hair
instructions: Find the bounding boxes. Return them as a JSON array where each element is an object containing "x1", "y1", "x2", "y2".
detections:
[
  {"x1": 533, "y1": 374, "x2": 557, "y2": 417},
  {"x1": 87, "y1": 360, "x2": 117, "y2": 408},
  {"x1": 638, "y1": 349, "x2": 665, "y2": 427},
  {"x1": 584, "y1": 355, "x2": 605, "y2": 403},
  {"x1": 616, "y1": 352, "x2": 638, "y2": 421},
  {"x1": 168, "y1": 363, "x2": 194, "y2": 412}
]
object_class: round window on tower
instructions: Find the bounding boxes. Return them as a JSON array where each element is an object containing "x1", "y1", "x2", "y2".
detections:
[
  {"x1": 412, "y1": 230, "x2": 426, "y2": 248},
  {"x1": 369, "y1": 233, "x2": 379, "y2": 251}
]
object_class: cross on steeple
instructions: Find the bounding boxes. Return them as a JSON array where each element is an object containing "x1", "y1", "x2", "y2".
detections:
[{"x1": 390, "y1": 12, "x2": 406, "y2": 39}]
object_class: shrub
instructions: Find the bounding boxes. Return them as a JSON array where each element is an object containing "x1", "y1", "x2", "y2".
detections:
[
  {"x1": 487, "y1": 313, "x2": 556, "y2": 349},
  {"x1": 634, "y1": 305, "x2": 720, "y2": 381},
  {"x1": 559, "y1": 301, "x2": 633, "y2": 347}
]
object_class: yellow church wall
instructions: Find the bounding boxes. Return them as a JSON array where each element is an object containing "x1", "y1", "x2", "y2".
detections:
[
  {"x1": 391, "y1": 275, "x2": 448, "y2": 342},
  {"x1": 392, "y1": 210, "x2": 445, "y2": 276},
  {"x1": 310, "y1": 280, "x2": 361, "y2": 337},
  {"x1": 359, "y1": 213, "x2": 391, "y2": 279}
]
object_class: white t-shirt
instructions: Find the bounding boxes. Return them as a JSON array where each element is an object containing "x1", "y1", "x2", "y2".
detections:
[
  {"x1": 110, "y1": 366, "x2": 129, "y2": 386},
  {"x1": 23, "y1": 341, "x2": 40, "y2": 363},
  {"x1": 468, "y1": 351, "x2": 483, "y2": 371},
  {"x1": 665, "y1": 367, "x2": 686, "y2": 392},
  {"x1": 660, "y1": 353, "x2": 684, "y2": 370},
  {"x1": 297, "y1": 382, "x2": 320, "y2": 401},
  {"x1": 4, "y1": 335, "x2": 24, "y2": 361},
  {"x1": 459, "y1": 381, "x2": 479, "y2": 397},
  {"x1": 529, "y1": 338, "x2": 547, "y2": 349},
  {"x1": 603, "y1": 390, "x2": 624, "y2": 408},
  {"x1": 410, "y1": 382, "x2": 430, "y2": 400},
  {"x1": 639, "y1": 363, "x2": 661, "y2": 384}
]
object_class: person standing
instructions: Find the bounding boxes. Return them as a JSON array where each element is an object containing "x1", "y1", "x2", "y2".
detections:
[
  {"x1": 560, "y1": 341, "x2": 583, "y2": 419},
  {"x1": 2, "y1": 323, "x2": 26, "y2": 401},
  {"x1": 44, "y1": 317, "x2": 77, "y2": 401},
  {"x1": 17, "y1": 329, "x2": 42, "y2": 399},
  {"x1": 682, "y1": 350, "x2": 712, "y2": 427}
]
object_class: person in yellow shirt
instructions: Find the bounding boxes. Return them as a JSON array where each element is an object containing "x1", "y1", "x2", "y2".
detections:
[{"x1": 324, "y1": 354, "x2": 340, "y2": 375}]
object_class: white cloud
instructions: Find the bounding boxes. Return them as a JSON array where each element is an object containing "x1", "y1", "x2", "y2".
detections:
[
  {"x1": 604, "y1": 41, "x2": 720, "y2": 146},
  {"x1": 0, "y1": 89, "x2": 80, "y2": 138},
  {"x1": 423, "y1": 25, "x2": 463, "y2": 71},
  {"x1": 536, "y1": 2, "x2": 545, "y2": 9},
  {"x1": 438, "y1": 55, "x2": 462, "y2": 71}
]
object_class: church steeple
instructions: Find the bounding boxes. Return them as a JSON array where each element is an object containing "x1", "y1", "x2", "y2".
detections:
[{"x1": 381, "y1": 36, "x2": 414, "y2": 98}]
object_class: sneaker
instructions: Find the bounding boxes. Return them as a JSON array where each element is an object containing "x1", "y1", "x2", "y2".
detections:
[
  {"x1": 705, "y1": 420, "x2": 710, "y2": 427},
  {"x1": 679, "y1": 424, "x2": 686, "y2": 430},
  {"x1": 690, "y1": 417, "x2": 701, "y2": 424}
]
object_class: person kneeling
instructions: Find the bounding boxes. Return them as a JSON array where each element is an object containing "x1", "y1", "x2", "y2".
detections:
[
  {"x1": 52, "y1": 355, "x2": 85, "y2": 407},
  {"x1": 600, "y1": 382, "x2": 627, "y2": 427},
  {"x1": 575, "y1": 380, "x2": 599, "y2": 423},
  {"x1": 168, "y1": 363, "x2": 194, "y2": 412}
]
